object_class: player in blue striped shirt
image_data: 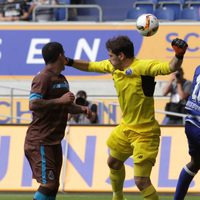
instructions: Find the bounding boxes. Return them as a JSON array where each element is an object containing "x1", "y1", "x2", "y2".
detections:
[{"x1": 174, "y1": 66, "x2": 200, "y2": 199}]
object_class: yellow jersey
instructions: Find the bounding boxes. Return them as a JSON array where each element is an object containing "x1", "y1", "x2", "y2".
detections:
[{"x1": 89, "y1": 58, "x2": 171, "y2": 133}]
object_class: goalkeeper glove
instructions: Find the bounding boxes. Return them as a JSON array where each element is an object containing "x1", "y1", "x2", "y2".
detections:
[
  {"x1": 65, "y1": 57, "x2": 74, "y2": 66},
  {"x1": 171, "y1": 38, "x2": 188, "y2": 60}
]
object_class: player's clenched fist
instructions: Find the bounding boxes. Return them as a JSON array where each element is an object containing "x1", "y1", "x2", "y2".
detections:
[
  {"x1": 81, "y1": 106, "x2": 92, "y2": 118},
  {"x1": 171, "y1": 38, "x2": 188, "y2": 59},
  {"x1": 59, "y1": 91, "x2": 75, "y2": 104}
]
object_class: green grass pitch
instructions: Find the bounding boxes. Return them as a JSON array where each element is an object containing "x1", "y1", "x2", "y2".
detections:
[{"x1": 0, "y1": 193, "x2": 199, "y2": 200}]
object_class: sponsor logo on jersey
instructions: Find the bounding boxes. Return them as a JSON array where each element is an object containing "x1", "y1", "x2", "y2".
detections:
[
  {"x1": 48, "y1": 170, "x2": 55, "y2": 180},
  {"x1": 125, "y1": 68, "x2": 133, "y2": 76}
]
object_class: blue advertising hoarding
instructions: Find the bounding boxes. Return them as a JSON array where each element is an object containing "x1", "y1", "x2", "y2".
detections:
[{"x1": 0, "y1": 29, "x2": 142, "y2": 76}]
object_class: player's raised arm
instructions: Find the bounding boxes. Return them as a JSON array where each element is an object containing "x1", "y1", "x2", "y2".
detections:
[
  {"x1": 65, "y1": 57, "x2": 90, "y2": 71},
  {"x1": 169, "y1": 38, "x2": 188, "y2": 72}
]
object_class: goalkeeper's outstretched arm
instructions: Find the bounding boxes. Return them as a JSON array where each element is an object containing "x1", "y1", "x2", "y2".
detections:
[{"x1": 65, "y1": 57, "x2": 90, "y2": 71}]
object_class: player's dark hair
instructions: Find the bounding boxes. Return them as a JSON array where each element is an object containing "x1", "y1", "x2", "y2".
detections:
[
  {"x1": 106, "y1": 35, "x2": 134, "y2": 58},
  {"x1": 42, "y1": 42, "x2": 64, "y2": 64}
]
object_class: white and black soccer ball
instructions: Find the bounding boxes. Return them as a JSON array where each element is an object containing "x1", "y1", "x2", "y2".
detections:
[{"x1": 136, "y1": 13, "x2": 159, "y2": 37}]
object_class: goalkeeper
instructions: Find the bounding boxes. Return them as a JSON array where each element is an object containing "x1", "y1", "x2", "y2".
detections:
[{"x1": 66, "y1": 36, "x2": 188, "y2": 200}]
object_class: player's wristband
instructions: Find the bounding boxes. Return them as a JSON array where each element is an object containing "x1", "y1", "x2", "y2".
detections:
[
  {"x1": 175, "y1": 54, "x2": 184, "y2": 60},
  {"x1": 66, "y1": 57, "x2": 74, "y2": 66}
]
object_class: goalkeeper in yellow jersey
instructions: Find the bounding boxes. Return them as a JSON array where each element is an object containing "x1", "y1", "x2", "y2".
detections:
[{"x1": 65, "y1": 36, "x2": 188, "y2": 200}]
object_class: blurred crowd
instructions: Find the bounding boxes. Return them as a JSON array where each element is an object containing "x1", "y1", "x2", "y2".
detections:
[
  {"x1": 0, "y1": 0, "x2": 58, "y2": 21},
  {"x1": 0, "y1": 0, "x2": 82, "y2": 21},
  {"x1": 0, "y1": 0, "x2": 199, "y2": 22}
]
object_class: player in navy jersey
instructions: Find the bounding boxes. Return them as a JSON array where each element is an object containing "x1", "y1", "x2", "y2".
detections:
[
  {"x1": 24, "y1": 42, "x2": 92, "y2": 200},
  {"x1": 174, "y1": 66, "x2": 200, "y2": 199}
]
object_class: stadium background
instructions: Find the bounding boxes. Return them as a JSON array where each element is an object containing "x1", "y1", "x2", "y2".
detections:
[{"x1": 0, "y1": 22, "x2": 200, "y2": 195}]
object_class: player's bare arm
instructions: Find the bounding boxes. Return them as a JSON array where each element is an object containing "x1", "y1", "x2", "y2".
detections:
[
  {"x1": 169, "y1": 38, "x2": 188, "y2": 72},
  {"x1": 169, "y1": 56, "x2": 183, "y2": 72},
  {"x1": 29, "y1": 91, "x2": 75, "y2": 111},
  {"x1": 67, "y1": 103, "x2": 92, "y2": 118}
]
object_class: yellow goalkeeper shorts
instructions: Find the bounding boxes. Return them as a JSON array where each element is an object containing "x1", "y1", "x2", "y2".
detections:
[{"x1": 106, "y1": 124, "x2": 160, "y2": 166}]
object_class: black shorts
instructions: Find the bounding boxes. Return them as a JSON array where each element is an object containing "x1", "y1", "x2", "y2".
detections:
[{"x1": 24, "y1": 143, "x2": 63, "y2": 184}]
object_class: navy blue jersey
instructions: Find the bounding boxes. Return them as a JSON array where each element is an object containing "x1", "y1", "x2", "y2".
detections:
[{"x1": 185, "y1": 65, "x2": 200, "y2": 127}]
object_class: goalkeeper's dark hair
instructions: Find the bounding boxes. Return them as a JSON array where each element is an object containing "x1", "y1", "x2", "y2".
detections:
[
  {"x1": 42, "y1": 42, "x2": 64, "y2": 64},
  {"x1": 106, "y1": 35, "x2": 134, "y2": 58}
]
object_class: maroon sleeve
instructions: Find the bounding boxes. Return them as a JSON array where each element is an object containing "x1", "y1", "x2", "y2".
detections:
[{"x1": 30, "y1": 73, "x2": 50, "y2": 99}]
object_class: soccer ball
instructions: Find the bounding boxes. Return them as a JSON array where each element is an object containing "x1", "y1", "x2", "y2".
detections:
[{"x1": 136, "y1": 13, "x2": 159, "y2": 37}]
